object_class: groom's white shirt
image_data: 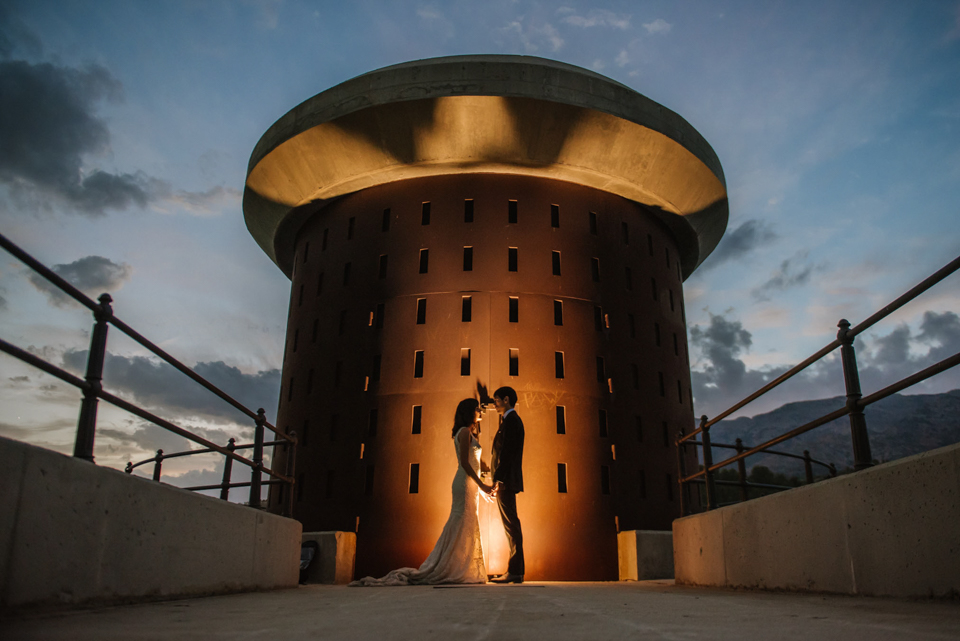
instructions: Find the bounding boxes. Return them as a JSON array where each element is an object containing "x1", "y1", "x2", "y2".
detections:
[{"x1": 503, "y1": 408, "x2": 516, "y2": 418}]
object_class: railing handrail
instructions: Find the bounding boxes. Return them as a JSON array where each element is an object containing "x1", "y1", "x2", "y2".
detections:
[
  {"x1": 125, "y1": 439, "x2": 290, "y2": 471},
  {"x1": 0, "y1": 231, "x2": 290, "y2": 442},
  {"x1": 677, "y1": 253, "x2": 960, "y2": 514}
]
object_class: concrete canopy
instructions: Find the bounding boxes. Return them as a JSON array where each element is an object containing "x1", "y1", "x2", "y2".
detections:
[{"x1": 244, "y1": 55, "x2": 728, "y2": 279}]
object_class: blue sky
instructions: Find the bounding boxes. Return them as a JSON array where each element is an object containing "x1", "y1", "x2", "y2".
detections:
[{"x1": 1, "y1": 0, "x2": 958, "y2": 484}]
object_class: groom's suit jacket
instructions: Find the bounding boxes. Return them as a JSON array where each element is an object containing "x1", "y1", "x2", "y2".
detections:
[{"x1": 491, "y1": 410, "x2": 524, "y2": 493}]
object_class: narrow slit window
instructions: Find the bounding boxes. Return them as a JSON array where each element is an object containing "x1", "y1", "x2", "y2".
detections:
[
  {"x1": 556, "y1": 406, "x2": 566, "y2": 435},
  {"x1": 347, "y1": 217, "x2": 355, "y2": 240},
  {"x1": 307, "y1": 368, "x2": 314, "y2": 395},
  {"x1": 463, "y1": 246, "x2": 473, "y2": 271},
  {"x1": 647, "y1": 233, "x2": 653, "y2": 256},
  {"x1": 419, "y1": 249, "x2": 429, "y2": 274},
  {"x1": 412, "y1": 405, "x2": 422, "y2": 434},
  {"x1": 639, "y1": 469, "x2": 646, "y2": 498},
  {"x1": 621, "y1": 221, "x2": 629, "y2": 245},
  {"x1": 302, "y1": 241, "x2": 310, "y2": 264},
  {"x1": 302, "y1": 419, "x2": 309, "y2": 447},
  {"x1": 464, "y1": 199, "x2": 474, "y2": 223},
  {"x1": 343, "y1": 262, "x2": 351, "y2": 286},
  {"x1": 632, "y1": 364, "x2": 640, "y2": 389},
  {"x1": 287, "y1": 379, "x2": 294, "y2": 402},
  {"x1": 554, "y1": 300, "x2": 563, "y2": 325},
  {"x1": 421, "y1": 202, "x2": 431, "y2": 225},
  {"x1": 292, "y1": 329, "x2": 299, "y2": 352},
  {"x1": 364, "y1": 465, "x2": 374, "y2": 496},
  {"x1": 589, "y1": 211, "x2": 598, "y2": 235},
  {"x1": 316, "y1": 272, "x2": 324, "y2": 296},
  {"x1": 461, "y1": 349, "x2": 471, "y2": 376},
  {"x1": 508, "y1": 200, "x2": 518, "y2": 224},
  {"x1": 509, "y1": 348, "x2": 519, "y2": 377},
  {"x1": 372, "y1": 354, "x2": 381, "y2": 381},
  {"x1": 673, "y1": 333, "x2": 679, "y2": 356},
  {"x1": 509, "y1": 297, "x2": 519, "y2": 323},
  {"x1": 298, "y1": 284, "x2": 304, "y2": 307},
  {"x1": 662, "y1": 421, "x2": 669, "y2": 447},
  {"x1": 508, "y1": 247, "x2": 518, "y2": 272},
  {"x1": 596, "y1": 356, "x2": 605, "y2": 382},
  {"x1": 368, "y1": 409, "x2": 378, "y2": 437},
  {"x1": 669, "y1": 289, "x2": 675, "y2": 312},
  {"x1": 665, "y1": 247, "x2": 671, "y2": 268},
  {"x1": 409, "y1": 464, "x2": 420, "y2": 494},
  {"x1": 322, "y1": 228, "x2": 329, "y2": 251},
  {"x1": 414, "y1": 351, "x2": 424, "y2": 378},
  {"x1": 594, "y1": 306, "x2": 603, "y2": 331},
  {"x1": 625, "y1": 267, "x2": 633, "y2": 291},
  {"x1": 382, "y1": 208, "x2": 391, "y2": 231},
  {"x1": 651, "y1": 278, "x2": 658, "y2": 301},
  {"x1": 378, "y1": 254, "x2": 388, "y2": 279},
  {"x1": 338, "y1": 310, "x2": 347, "y2": 335},
  {"x1": 461, "y1": 296, "x2": 472, "y2": 322},
  {"x1": 334, "y1": 361, "x2": 343, "y2": 387},
  {"x1": 677, "y1": 380, "x2": 683, "y2": 404},
  {"x1": 599, "y1": 409, "x2": 608, "y2": 437},
  {"x1": 330, "y1": 414, "x2": 339, "y2": 442},
  {"x1": 591, "y1": 257, "x2": 600, "y2": 282},
  {"x1": 558, "y1": 463, "x2": 568, "y2": 493},
  {"x1": 551, "y1": 204, "x2": 560, "y2": 228},
  {"x1": 635, "y1": 416, "x2": 643, "y2": 442},
  {"x1": 416, "y1": 298, "x2": 426, "y2": 324},
  {"x1": 375, "y1": 302, "x2": 385, "y2": 329},
  {"x1": 552, "y1": 251, "x2": 561, "y2": 276},
  {"x1": 628, "y1": 314, "x2": 636, "y2": 338},
  {"x1": 655, "y1": 322, "x2": 661, "y2": 347},
  {"x1": 601, "y1": 466, "x2": 611, "y2": 495},
  {"x1": 658, "y1": 372, "x2": 665, "y2": 397},
  {"x1": 555, "y1": 352, "x2": 565, "y2": 378}
]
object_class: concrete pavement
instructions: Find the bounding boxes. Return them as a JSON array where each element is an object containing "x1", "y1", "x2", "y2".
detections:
[{"x1": 3, "y1": 581, "x2": 959, "y2": 640}]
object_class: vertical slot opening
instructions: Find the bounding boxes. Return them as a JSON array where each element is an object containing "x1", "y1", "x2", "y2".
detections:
[
  {"x1": 509, "y1": 348, "x2": 519, "y2": 376},
  {"x1": 421, "y1": 202, "x2": 431, "y2": 225},
  {"x1": 556, "y1": 406, "x2": 566, "y2": 434},
  {"x1": 554, "y1": 299, "x2": 563, "y2": 325},
  {"x1": 412, "y1": 405, "x2": 422, "y2": 434},
  {"x1": 419, "y1": 249, "x2": 429, "y2": 274},
  {"x1": 416, "y1": 298, "x2": 426, "y2": 324},
  {"x1": 461, "y1": 296, "x2": 472, "y2": 322},
  {"x1": 414, "y1": 351, "x2": 424, "y2": 378},
  {"x1": 509, "y1": 297, "x2": 519, "y2": 322},
  {"x1": 378, "y1": 254, "x2": 388, "y2": 279},
  {"x1": 508, "y1": 247, "x2": 518, "y2": 272},
  {"x1": 558, "y1": 463, "x2": 568, "y2": 493},
  {"x1": 382, "y1": 208, "x2": 391, "y2": 231},
  {"x1": 551, "y1": 204, "x2": 560, "y2": 228},
  {"x1": 464, "y1": 199, "x2": 474, "y2": 223},
  {"x1": 555, "y1": 352, "x2": 565, "y2": 378},
  {"x1": 589, "y1": 211, "x2": 598, "y2": 235},
  {"x1": 601, "y1": 465, "x2": 611, "y2": 495},
  {"x1": 463, "y1": 246, "x2": 473, "y2": 271},
  {"x1": 409, "y1": 464, "x2": 420, "y2": 493},
  {"x1": 461, "y1": 348, "x2": 471, "y2": 376},
  {"x1": 591, "y1": 257, "x2": 600, "y2": 282},
  {"x1": 508, "y1": 199, "x2": 518, "y2": 223},
  {"x1": 552, "y1": 250, "x2": 561, "y2": 275},
  {"x1": 599, "y1": 409, "x2": 608, "y2": 437}
]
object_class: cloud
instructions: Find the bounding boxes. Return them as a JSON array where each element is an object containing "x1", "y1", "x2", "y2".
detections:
[
  {"x1": 700, "y1": 219, "x2": 777, "y2": 270},
  {"x1": 498, "y1": 19, "x2": 564, "y2": 53},
  {"x1": 560, "y1": 9, "x2": 630, "y2": 30},
  {"x1": 642, "y1": 18, "x2": 672, "y2": 34},
  {"x1": 154, "y1": 185, "x2": 242, "y2": 216},
  {"x1": 751, "y1": 251, "x2": 824, "y2": 301},
  {"x1": 0, "y1": 57, "x2": 238, "y2": 217},
  {"x1": 62, "y1": 350, "x2": 280, "y2": 423},
  {"x1": 689, "y1": 310, "x2": 960, "y2": 419},
  {"x1": 615, "y1": 49, "x2": 631, "y2": 67},
  {"x1": 27, "y1": 255, "x2": 132, "y2": 307},
  {"x1": 416, "y1": 4, "x2": 455, "y2": 40}
]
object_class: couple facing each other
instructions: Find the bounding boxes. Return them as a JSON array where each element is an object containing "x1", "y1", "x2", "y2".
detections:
[{"x1": 350, "y1": 386, "x2": 525, "y2": 586}]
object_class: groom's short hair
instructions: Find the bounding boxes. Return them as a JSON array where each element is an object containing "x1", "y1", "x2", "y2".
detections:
[{"x1": 494, "y1": 386, "x2": 518, "y2": 407}]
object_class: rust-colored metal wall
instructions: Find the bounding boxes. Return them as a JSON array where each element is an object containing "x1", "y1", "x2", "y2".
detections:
[{"x1": 270, "y1": 173, "x2": 698, "y2": 580}]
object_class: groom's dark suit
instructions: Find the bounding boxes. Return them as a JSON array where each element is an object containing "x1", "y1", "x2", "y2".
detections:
[{"x1": 491, "y1": 409, "x2": 524, "y2": 576}]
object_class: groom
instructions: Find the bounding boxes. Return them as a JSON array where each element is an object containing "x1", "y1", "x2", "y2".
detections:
[{"x1": 490, "y1": 386, "x2": 524, "y2": 583}]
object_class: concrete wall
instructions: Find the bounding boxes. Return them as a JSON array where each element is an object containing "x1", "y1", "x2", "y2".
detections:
[
  {"x1": 618, "y1": 530, "x2": 674, "y2": 580},
  {"x1": 0, "y1": 436, "x2": 302, "y2": 610},
  {"x1": 673, "y1": 441, "x2": 960, "y2": 597}
]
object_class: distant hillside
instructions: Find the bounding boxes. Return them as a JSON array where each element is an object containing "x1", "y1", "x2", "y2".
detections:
[{"x1": 706, "y1": 390, "x2": 960, "y2": 475}]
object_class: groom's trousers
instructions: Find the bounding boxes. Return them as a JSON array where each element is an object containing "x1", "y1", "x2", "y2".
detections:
[{"x1": 497, "y1": 490, "x2": 524, "y2": 576}]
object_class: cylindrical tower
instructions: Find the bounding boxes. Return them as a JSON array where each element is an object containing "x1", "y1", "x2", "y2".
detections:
[{"x1": 245, "y1": 56, "x2": 728, "y2": 581}]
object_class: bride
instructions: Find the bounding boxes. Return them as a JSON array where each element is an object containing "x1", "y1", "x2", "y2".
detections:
[{"x1": 350, "y1": 398, "x2": 496, "y2": 586}]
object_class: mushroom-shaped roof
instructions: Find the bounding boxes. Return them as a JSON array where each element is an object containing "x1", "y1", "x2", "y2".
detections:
[{"x1": 244, "y1": 55, "x2": 728, "y2": 278}]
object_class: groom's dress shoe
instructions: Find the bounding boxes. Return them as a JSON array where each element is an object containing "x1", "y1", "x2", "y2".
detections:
[{"x1": 490, "y1": 573, "x2": 523, "y2": 584}]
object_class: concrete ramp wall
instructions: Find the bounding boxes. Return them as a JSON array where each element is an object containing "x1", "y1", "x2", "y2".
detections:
[
  {"x1": 0, "y1": 436, "x2": 301, "y2": 610},
  {"x1": 673, "y1": 441, "x2": 960, "y2": 597}
]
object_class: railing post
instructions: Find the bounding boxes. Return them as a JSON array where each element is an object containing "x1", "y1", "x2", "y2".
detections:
[
  {"x1": 829, "y1": 463, "x2": 837, "y2": 477},
  {"x1": 249, "y1": 408, "x2": 265, "y2": 509},
  {"x1": 676, "y1": 427, "x2": 687, "y2": 517},
  {"x1": 285, "y1": 430, "x2": 298, "y2": 518},
  {"x1": 124, "y1": 462, "x2": 133, "y2": 474},
  {"x1": 700, "y1": 415, "x2": 717, "y2": 510},
  {"x1": 735, "y1": 438, "x2": 748, "y2": 502},
  {"x1": 220, "y1": 438, "x2": 236, "y2": 501},
  {"x1": 803, "y1": 450, "x2": 814, "y2": 484},
  {"x1": 838, "y1": 319, "x2": 873, "y2": 470},
  {"x1": 152, "y1": 449, "x2": 164, "y2": 481},
  {"x1": 74, "y1": 293, "x2": 113, "y2": 462}
]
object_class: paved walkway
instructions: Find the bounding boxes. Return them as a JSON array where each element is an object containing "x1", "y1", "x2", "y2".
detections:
[{"x1": 3, "y1": 581, "x2": 959, "y2": 640}]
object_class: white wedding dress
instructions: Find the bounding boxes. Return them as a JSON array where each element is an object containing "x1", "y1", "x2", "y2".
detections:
[{"x1": 350, "y1": 426, "x2": 486, "y2": 586}]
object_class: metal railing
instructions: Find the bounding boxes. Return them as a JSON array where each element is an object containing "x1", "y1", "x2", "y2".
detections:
[
  {"x1": 0, "y1": 231, "x2": 297, "y2": 515},
  {"x1": 677, "y1": 253, "x2": 960, "y2": 515}
]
